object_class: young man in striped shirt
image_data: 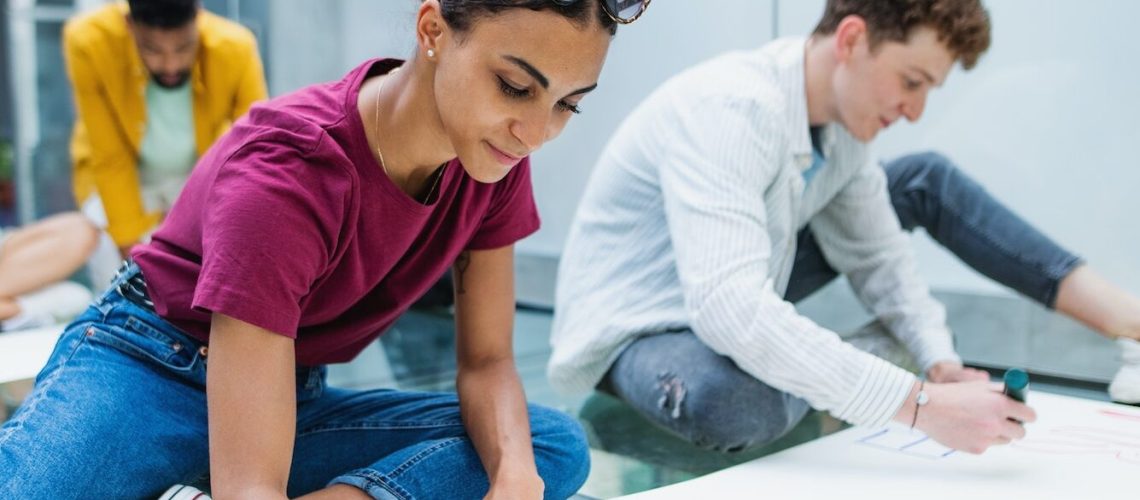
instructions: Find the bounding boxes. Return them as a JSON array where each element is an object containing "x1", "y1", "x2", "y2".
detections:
[{"x1": 550, "y1": 0, "x2": 1140, "y2": 454}]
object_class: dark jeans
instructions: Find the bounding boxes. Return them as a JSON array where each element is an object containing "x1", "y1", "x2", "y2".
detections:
[{"x1": 600, "y1": 151, "x2": 1083, "y2": 452}]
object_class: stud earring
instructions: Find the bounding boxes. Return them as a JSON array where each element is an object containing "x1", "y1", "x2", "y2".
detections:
[{"x1": 427, "y1": 49, "x2": 436, "y2": 58}]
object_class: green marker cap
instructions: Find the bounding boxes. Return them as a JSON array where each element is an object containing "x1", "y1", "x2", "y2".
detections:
[{"x1": 1003, "y1": 368, "x2": 1029, "y2": 403}]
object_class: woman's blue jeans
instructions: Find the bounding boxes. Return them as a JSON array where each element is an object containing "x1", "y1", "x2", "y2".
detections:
[{"x1": 0, "y1": 264, "x2": 589, "y2": 499}]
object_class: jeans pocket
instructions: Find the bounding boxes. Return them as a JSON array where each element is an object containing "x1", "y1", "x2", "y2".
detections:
[{"x1": 85, "y1": 316, "x2": 199, "y2": 373}]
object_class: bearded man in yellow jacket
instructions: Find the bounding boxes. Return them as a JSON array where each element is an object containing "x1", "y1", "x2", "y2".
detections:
[{"x1": 64, "y1": 0, "x2": 267, "y2": 261}]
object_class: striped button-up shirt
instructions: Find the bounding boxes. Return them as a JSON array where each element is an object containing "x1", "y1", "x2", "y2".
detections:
[{"x1": 549, "y1": 37, "x2": 960, "y2": 428}]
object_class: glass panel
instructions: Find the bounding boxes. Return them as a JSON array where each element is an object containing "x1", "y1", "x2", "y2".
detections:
[
  {"x1": 0, "y1": 0, "x2": 11, "y2": 139},
  {"x1": 0, "y1": 0, "x2": 15, "y2": 226},
  {"x1": 8, "y1": 0, "x2": 272, "y2": 223},
  {"x1": 236, "y1": 0, "x2": 271, "y2": 81},
  {"x1": 30, "y1": 19, "x2": 75, "y2": 218}
]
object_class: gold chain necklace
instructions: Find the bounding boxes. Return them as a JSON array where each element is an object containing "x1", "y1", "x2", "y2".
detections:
[{"x1": 373, "y1": 66, "x2": 445, "y2": 204}]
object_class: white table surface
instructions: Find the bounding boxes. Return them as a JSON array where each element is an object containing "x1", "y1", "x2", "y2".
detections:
[{"x1": 0, "y1": 325, "x2": 64, "y2": 384}]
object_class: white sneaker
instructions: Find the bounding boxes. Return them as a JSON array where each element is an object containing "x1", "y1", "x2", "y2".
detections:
[
  {"x1": 157, "y1": 485, "x2": 211, "y2": 500},
  {"x1": 1109, "y1": 338, "x2": 1140, "y2": 404},
  {"x1": 1, "y1": 281, "x2": 92, "y2": 333},
  {"x1": 0, "y1": 308, "x2": 55, "y2": 332}
]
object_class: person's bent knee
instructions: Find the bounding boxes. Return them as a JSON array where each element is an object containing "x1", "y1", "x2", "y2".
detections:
[
  {"x1": 681, "y1": 406, "x2": 801, "y2": 453},
  {"x1": 39, "y1": 212, "x2": 100, "y2": 256},
  {"x1": 528, "y1": 404, "x2": 590, "y2": 499},
  {"x1": 45, "y1": 213, "x2": 100, "y2": 271},
  {"x1": 895, "y1": 151, "x2": 958, "y2": 178},
  {"x1": 61, "y1": 213, "x2": 100, "y2": 257},
  {"x1": 677, "y1": 378, "x2": 808, "y2": 453},
  {"x1": 65, "y1": 213, "x2": 99, "y2": 244}
]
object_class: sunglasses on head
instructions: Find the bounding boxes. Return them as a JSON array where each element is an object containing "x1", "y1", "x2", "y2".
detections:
[{"x1": 551, "y1": 0, "x2": 652, "y2": 24}]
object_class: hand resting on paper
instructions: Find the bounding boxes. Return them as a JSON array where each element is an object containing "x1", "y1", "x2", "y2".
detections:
[{"x1": 894, "y1": 380, "x2": 1037, "y2": 454}]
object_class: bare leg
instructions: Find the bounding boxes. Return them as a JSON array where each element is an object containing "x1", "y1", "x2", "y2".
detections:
[
  {"x1": 0, "y1": 298, "x2": 19, "y2": 320},
  {"x1": 1054, "y1": 265, "x2": 1140, "y2": 403},
  {"x1": 1054, "y1": 265, "x2": 1140, "y2": 341},
  {"x1": 879, "y1": 153, "x2": 1140, "y2": 402},
  {"x1": 0, "y1": 213, "x2": 99, "y2": 316}
]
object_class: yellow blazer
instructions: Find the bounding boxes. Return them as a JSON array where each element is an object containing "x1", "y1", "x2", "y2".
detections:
[{"x1": 64, "y1": 2, "x2": 267, "y2": 246}]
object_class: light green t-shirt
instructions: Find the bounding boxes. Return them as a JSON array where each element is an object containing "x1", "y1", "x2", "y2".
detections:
[{"x1": 138, "y1": 80, "x2": 196, "y2": 214}]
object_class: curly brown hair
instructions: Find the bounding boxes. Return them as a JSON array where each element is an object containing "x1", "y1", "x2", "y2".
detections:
[{"x1": 812, "y1": 0, "x2": 992, "y2": 70}]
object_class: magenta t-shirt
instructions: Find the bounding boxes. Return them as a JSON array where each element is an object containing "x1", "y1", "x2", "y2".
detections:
[{"x1": 133, "y1": 59, "x2": 540, "y2": 366}]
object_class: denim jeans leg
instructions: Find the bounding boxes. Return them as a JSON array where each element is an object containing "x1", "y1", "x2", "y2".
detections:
[
  {"x1": 884, "y1": 152, "x2": 1083, "y2": 308},
  {"x1": 599, "y1": 330, "x2": 811, "y2": 452},
  {"x1": 0, "y1": 290, "x2": 211, "y2": 498},
  {"x1": 288, "y1": 386, "x2": 589, "y2": 499}
]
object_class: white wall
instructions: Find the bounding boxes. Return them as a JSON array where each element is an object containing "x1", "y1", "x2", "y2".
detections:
[
  {"x1": 253, "y1": 2, "x2": 1133, "y2": 376},
  {"x1": 779, "y1": 0, "x2": 1140, "y2": 296},
  {"x1": 270, "y1": 2, "x2": 1140, "y2": 299},
  {"x1": 275, "y1": 0, "x2": 777, "y2": 256},
  {"x1": 267, "y1": 0, "x2": 344, "y2": 95},
  {"x1": 522, "y1": 0, "x2": 776, "y2": 255},
  {"x1": 268, "y1": 0, "x2": 416, "y2": 96},
  {"x1": 338, "y1": 0, "x2": 419, "y2": 75}
]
